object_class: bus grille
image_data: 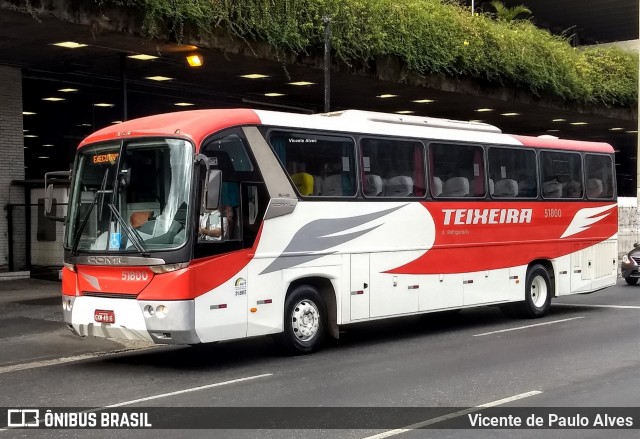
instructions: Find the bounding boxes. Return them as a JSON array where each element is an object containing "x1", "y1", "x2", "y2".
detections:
[{"x1": 83, "y1": 292, "x2": 138, "y2": 300}]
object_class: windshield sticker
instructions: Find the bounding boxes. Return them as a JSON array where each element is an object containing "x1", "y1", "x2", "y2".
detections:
[{"x1": 109, "y1": 233, "x2": 121, "y2": 250}]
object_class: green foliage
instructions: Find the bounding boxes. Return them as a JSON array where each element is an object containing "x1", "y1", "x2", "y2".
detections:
[
  {"x1": 102, "y1": 0, "x2": 637, "y2": 106},
  {"x1": 489, "y1": 1, "x2": 532, "y2": 22}
]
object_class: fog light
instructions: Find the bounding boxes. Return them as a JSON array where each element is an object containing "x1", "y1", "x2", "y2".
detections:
[
  {"x1": 156, "y1": 305, "x2": 168, "y2": 318},
  {"x1": 144, "y1": 305, "x2": 155, "y2": 317}
]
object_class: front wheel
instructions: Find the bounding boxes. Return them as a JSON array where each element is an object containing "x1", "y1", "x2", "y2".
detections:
[
  {"x1": 280, "y1": 285, "x2": 326, "y2": 354},
  {"x1": 516, "y1": 264, "x2": 552, "y2": 318},
  {"x1": 625, "y1": 277, "x2": 638, "y2": 286}
]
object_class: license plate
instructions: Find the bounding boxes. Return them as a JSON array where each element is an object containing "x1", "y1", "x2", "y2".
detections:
[{"x1": 94, "y1": 309, "x2": 115, "y2": 324}]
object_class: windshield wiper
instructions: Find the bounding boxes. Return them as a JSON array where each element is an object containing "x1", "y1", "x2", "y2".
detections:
[
  {"x1": 96, "y1": 167, "x2": 110, "y2": 221},
  {"x1": 107, "y1": 203, "x2": 150, "y2": 257},
  {"x1": 71, "y1": 169, "x2": 110, "y2": 256}
]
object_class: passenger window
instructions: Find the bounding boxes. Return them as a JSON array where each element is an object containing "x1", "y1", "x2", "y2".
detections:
[
  {"x1": 540, "y1": 151, "x2": 583, "y2": 199},
  {"x1": 269, "y1": 131, "x2": 357, "y2": 197},
  {"x1": 360, "y1": 138, "x2": 425, "y2": 198},
  {"x1": 488, "y1": 147, "x2": 537, "y2": 198},
  {"x1": 431, "y1": 143, "x2": 485, "y2": 198},
  {"x1": 585, "y1": 154, "x2": 614, "y2": 199}
]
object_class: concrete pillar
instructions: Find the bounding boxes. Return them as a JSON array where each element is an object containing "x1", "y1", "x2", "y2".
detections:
[{"x1": 0, "y1": 65, "x2": 25, "y2": 271}]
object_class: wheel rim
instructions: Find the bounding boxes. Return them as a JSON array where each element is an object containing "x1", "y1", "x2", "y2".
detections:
[
  {"x1": 290, "y1": 299, "x2": 320, "y2": 342},
  {"x1": 530, "y1": 274, "x2": 548, "y2": 308}
]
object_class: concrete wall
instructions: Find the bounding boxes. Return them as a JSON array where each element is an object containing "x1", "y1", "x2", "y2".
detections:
[
  {"x1": 594, "y1": 39, "x2": 639, "y2": 53},
  {"x1": 0, "y1": 65, "x2": 25, "y2": 271},
  {"x1": 618, "y1": 197, "x2": 638, "y2": 263}
]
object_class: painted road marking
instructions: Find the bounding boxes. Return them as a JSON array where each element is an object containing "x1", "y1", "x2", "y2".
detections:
[
  {"x1": 104, "y1": 373, "x2": 273, "y2": 407},
  {"x1": 0, "y1": 346, "x2": 159, "y2": 375},
  {"x1": 0, "y1": 374, "x2": 273, "y2": 432},
  {"x1": 473, "y1": 316, "x2": 584, "y2": 337},
  {"x1": 360, "y1": 390, "x2": 543, "y2": 439},
  {"x1": 553, "y1": 303, "x2": 640, "y2": 310}
]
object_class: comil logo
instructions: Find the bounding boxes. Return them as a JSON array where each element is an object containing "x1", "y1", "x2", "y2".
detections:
[{"x1": 7, "y1": 409, "x2": 39, "y2": 427}]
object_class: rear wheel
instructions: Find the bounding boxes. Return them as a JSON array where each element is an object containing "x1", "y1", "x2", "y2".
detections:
[
  {"x1": 625, "y1": 277, "x2": 638, "y2": 286},
  {"x1": 280, "y1": 285, "x2": 326, "y2": 354},
  {"x1": 516, "y1": 264, "x2": 552, "y2": 318}
]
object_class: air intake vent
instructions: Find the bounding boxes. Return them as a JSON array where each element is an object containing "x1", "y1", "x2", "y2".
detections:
[{"x1": 83, "y1": 292, "x2": 138, "y2": 299}]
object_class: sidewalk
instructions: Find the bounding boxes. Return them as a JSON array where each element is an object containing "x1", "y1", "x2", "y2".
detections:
[{"x1": 0, "y1": 278, "x2": 153, "y2": 369}]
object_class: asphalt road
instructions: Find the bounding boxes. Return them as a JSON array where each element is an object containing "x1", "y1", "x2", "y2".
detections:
[{"x1": 0, "y1": 279, "x2": 638, "y2": 438}]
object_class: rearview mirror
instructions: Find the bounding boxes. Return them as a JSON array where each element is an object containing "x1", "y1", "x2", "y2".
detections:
[{"x1": 205, "y1": 169, "x2": 221, "y2": 211}]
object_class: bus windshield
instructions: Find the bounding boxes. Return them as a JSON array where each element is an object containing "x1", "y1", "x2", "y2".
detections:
[{"x1": 65, "y1": 138, "x2": 193, "y2": 253}]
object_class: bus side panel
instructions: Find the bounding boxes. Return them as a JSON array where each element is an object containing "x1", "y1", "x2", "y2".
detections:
[
  {"x1": 591, "y1": 239, "x2": 618, "y2": 291},
  {"x1": 418, "y1": 274, "x2": 463, "y2": 311},
  {"x1": 508, "y1": 265, "x2": 527, "y2": 302},
  {"x1": 194, "y1": 266, "x2": 248, "y2": 343},
  {"x1": 566, "y1": 238, "x2": 617, "y2": 295},
  {"x1": 369, "y1": 252, "x2": 421, "y2": 317},
  {"x1": 246, "y1": 267, "x2": 284, "y2": 338},
  {"x1": 350, "y1": 253, "x2": 369, "y2": 320},
  {"x1": 551, "y1": 255, "x2": 571, "y2": 296},
  {"x1": 462, "y1": 268, "x2": 510, "y2": 306}
]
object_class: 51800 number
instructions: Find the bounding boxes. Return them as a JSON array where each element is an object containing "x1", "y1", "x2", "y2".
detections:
[{"x1": 544, "y1": 208, "x2": 562, "y2": 218}]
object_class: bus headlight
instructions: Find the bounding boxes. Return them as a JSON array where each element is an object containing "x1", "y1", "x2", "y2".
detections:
[
  {"x1": 143, "y1": 305, "x2": 155, "y2": 317},
  {"x1": 155, "y1": 305, "x2": 168, "y2": 318},
  {"x1": 62, "y1": 299, "x2": 73, "y2": 311},
  {"x1": 149, "y1": 263, "x2": 189, "y2": 274}
]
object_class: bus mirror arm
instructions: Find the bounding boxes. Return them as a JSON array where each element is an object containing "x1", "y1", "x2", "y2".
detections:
[
  {"x1": 194, "y1": 154, "x2": 210, "y2": 171},
  {"x1": 44, "y1": 171, "x2": 71, "y2": 222}
]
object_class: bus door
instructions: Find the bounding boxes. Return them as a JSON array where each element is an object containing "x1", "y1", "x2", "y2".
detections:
[
  {"x1": 350, "y1": 253, "x2": 370, "y2": 320},
  {"x1": 196, "y1": 129, "x2": 269, "y2": 340}
]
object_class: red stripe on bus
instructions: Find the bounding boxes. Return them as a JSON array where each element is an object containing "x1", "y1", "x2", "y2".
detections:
[{"x1": 387, "y1": 201, "x2": 617, "y2": 275}]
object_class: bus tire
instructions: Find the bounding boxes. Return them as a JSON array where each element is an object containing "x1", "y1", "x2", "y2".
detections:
[
  {"x1": 624, "y1": 277, "x2": 638, "y2": 286},
  {"x1": 280, "y1": 285, "x2": 326, "y2": 355},
  {"x1": 517, "y1": 264, "x2": 552, "y2": 318}
]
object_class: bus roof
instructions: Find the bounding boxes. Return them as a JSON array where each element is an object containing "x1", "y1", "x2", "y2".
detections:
[
  {"x1": 79, "y1": 109, "x2": 261, "y2": 148},
  {"x1": 79, "y1": 108, "x2": 614, "y2": 154}
]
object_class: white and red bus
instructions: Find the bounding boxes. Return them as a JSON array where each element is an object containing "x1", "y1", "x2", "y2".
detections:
[{"x1": 47, "y1": 109, "x2": 618, "y2": 353}]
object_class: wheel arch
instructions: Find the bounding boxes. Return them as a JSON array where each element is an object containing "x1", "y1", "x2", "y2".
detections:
[
  {"x1": 286, "y1": 276, "x2": 339, "y2": 339},
  {"x1": 528, "y1": 259, "x2": 556, "y2": 297}
]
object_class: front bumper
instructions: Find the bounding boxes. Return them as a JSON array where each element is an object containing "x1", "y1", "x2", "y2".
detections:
[
  {"x1": 620, "y1": 262, "x2": 639, "y2": 279},
  {"x1": 63, "y1": 296, "x2": 200, "y2": 344}
]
